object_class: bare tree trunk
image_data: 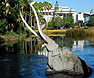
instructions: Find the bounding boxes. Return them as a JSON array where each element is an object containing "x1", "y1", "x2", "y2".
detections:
[
  {"x1": 47, "y1": 10, "x2": 49, "y2": 29},
  {"x1": 11, "y1": 23, "x2": 14, "y2": 31},
  {"x1": 30, "y1": 35, "x2": 32, "y2": 54},
  {"x1": 34, "y1": 16, "x2": 36, "y2": 29},
  {"x1": 42, "y1": 10, "x2": 43, "y2": 14},
  {"x1": 25, "y1": 13, "x2": 27, "y2": 27},
  {"x1": 45, "y1": 10, "x2": 46, "y2": 15},
  {"x1": 25, "y1": 41, "x2": 27, "y2": 53},
  {"x1": 30, "y1": 7, "x2": 32, "y2": 54},
  {"x1": 34, "y1": 39, "x2": 36, "y2": 53},
  {"x1": 23, "y1": 41, "x2": 24, "y2": 50},
  {"x1": 21, "y1": 7, "x2": 24, "y2": 27}
]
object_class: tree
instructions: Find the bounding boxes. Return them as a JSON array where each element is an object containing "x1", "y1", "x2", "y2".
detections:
[
  {"x1": 43, "y1": 1, "x2": 48, "y2": 15},
  {"x1": 54, "y1": 0, "x2": 59, "y2": 16},
  {"x1": 47, "y1": 2, "x2": 52, "y2": 16},
  {"x1": 53, "y1": 17, "x2": 63, "y2": 29},
  {"x1": 62, "y1": 16, "x2": 74, "y2": 27},
  {"x1": 91, "y1": 17, "x2": 94, "y2": 26},
  {"x1": 48, "y1": 20, "x2": 54, "y2": 29},
  {"x1": 46, "y1": 2, "x2": 52, "y2": 28},
  {"x1": 39, "y1": 2, "x2": 44, "y2": 14},
  {"x1": 0, "y1": 0, "x2": 5, "y2": 18},
  {"x1": 0, "y1": 0, "x2": 46, "y2": 35},
  {"x1": 33, "y1": 2, "x2": 39, "y2": 28},
  {"x1": 0, "y1": 19, "x2": 7, "y2": 33},
  {"x1": 33, "y1": 2, "x2": 39, "y2": 12}
]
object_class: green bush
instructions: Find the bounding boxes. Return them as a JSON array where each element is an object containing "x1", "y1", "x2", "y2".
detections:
[
  {"x1": 86, "y1": 27, "x2": 94, "y2": 36},
  {"x1": 0, "y1": 19, "x2": 7, "y2": 33},
  {"x1": 66, "y1": 28, "x2": 87, "y2": 37}
]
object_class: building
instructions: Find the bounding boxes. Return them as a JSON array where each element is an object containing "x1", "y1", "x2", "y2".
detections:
[
  {"x1": 39, "y1": 6, "x2": 76, "y2": 23},
  {"x1": 76, "y1": 12, "x2": 91, "y2": 24},
  {"x1": 76, "y1": 12, "x2": 94, "y2": 25}
]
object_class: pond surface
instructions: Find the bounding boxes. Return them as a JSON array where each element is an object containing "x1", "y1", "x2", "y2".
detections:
[{"x1": 0, "y1": 36, "x2": 94, "y2": 78}]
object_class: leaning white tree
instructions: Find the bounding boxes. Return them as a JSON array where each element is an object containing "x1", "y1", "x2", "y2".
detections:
[{"x1": 18, "y1": 0, "x2": 92, "y2": 77}]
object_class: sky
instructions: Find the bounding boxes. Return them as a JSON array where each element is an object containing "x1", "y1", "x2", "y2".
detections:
[{"x1": 34, "y1": 0, "x2": 94, "y2": 13}]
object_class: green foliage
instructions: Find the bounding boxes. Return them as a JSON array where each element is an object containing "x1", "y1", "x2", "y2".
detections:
[
  {"x1": 8, "y1": 0, "x2": 18, "y2": 7},
  {"x1": 33, "y1": 2, "x2": 39, "y2": 12},
  {"x1": 38, "y1": 2, "x2": 44, "y2": 13},
  {"x1": 54, "y1": 0, "x2": 59, "y2": 14},
  {"x1": 66, "y1": 28, "x2": 86, "y2": 37},
  {"x1": 0, "y1": 0, "x2": 52, "y2": 38},
  {"x1": 72, "y1": 22, "x2": 79, "y2": 26},
  {"x1": 66, "y1": 27, "x2": 94, "y2": 37},
  {"x1": 91, "y1": 17, "x2": 94, "y2": 26},
  {"x1": 48, "y1": 16, "x2": 74, "y2": 29},
  {"x1": 86, "y1": 27, "x2": 94, "y2": 36},
  {"x1": 16, "y1": 23, "x2": 24, "y2": 34},
  {"x1": 0, "y1": 19, "x2": 7, "y2": 33},
  {"x1": 48, "y1": 20, "x2": 54, "y2": 29},
  {"x1": 48, "y1": 21, "x2": 54, "y2": 27},
  {"x1": 47, "y1": 2, "x2": 52, "y2": 11},
  {"x1": 0, "y1": 6, "x2": 2, "y2": 17},
  {"x1": 43, "y1": 1, "x2": 48, "y2": 14},
  {"x1": 54, "y1": 17, "x2": 63, "y2": 28},
  {"x1": 62, "y1": 16, "x2": 74, "y2": 27}
]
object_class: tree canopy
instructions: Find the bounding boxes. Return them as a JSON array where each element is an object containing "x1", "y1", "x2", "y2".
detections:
[
  {"x1": 0, "y1": 0, "x2": 52, "y2": 34},
  {"x1": 62, "y1": 16, "x2": 74, "y2": 27},
  {"x1": 54, "y1": 17, "x2": 63, "y2": 29},
  {"x1": 48, "y1": 16, "x2": 74, "y2": 29},
  {"x1": 91, "y1": 17, "x2": 94, "y2": 26}
]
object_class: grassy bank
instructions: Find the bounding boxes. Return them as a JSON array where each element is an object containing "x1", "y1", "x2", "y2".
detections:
[
  {"x1": 0, "y1": 29, "x2": 66, "y2": 42},
  {"x1": 66, "y1": 27, "x2": 94, "y2": 37},
  {"x1": 35, "y1": 29, "x2": 66, "y2": 34},
  {"x1": 0, "y1": 31, "x2": 27, "y2": 42}
]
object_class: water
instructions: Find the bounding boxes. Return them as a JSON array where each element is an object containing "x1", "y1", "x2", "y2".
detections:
[
  {"x1": 54, "y1": 36, "x2": 94, "y2": 78},
  {"x1": 0, "y1": 36, "x2": 94, "y2": 78},
  {"x1": 0, "y1": 54, "x2": 47, "y2": 78}
]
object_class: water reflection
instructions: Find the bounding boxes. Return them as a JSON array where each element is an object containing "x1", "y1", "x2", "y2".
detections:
[
  {"x1": 53, "y1": 36, "x2": 94, "y2": 78},
  {"x1": 38, "y1": 48, "x2": 48, "y2": 57},
  {"x1": 0, "y1": 54, "x2": 47, "y2": 78},
  {"x1": 0, "y1": 36, "x2": 94, "y2": 78},
  {"x1": 72, "y1": 40, "x2": 89, "y2": 51},
  {"x1": 0, "y1": 37, "x2": 43, "y2": 55}
]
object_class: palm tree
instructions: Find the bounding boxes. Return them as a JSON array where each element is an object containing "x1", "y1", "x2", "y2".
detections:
[
  {"x1": 54, "y1": 0, "x2": 59, "y2": 16},
  {"x1": 29, "y1": 0, "x2": 33, "y2": 28},
  {"x1": 33, "y1": 2, "x2": 39, "y2": 10},
  {"x1": 19, "y1": 0, "x2": 26, "y2": 28},
  {"x1": 33, "y1": 2, "x2": 39, "y2": 29},
  {"x1": 47, "y1": 2, "x2": 52, "y2": 28},
  {"x1": 20, "y1": 0, "x2": 26, "y2": 13},
  {"x1": 43, "y1": 1, "x2": 48, "y2": 15},
  {"x1": 39, "y1": 2, "x2": 44, "y2": 14},
  {"x1": 47, "y1": 2, "x2": 52, "y2": 16}
]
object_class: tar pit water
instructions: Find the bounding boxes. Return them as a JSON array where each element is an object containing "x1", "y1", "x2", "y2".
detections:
[{"x1": 0, "y1": 36, "x2": 94, "y2": 78}]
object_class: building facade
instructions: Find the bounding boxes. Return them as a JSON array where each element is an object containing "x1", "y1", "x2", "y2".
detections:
[
  {"x1": 76, "y1": 12, "x2": 94, "y2": 25},
  {"x1": 39, "y1": 6, "x2": 76, "y2": 23}
]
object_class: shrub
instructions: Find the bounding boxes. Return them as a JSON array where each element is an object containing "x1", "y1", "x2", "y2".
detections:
[
  {"x1": 66, "y1": 28, "x2": 87, "y2": 37},
  {"x1": 86, "y1": 27, "x2": 94, "y2": 36}
]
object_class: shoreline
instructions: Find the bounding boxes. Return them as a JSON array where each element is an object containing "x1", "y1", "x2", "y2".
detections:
[{"x1": 0, "y1": 29, "x2": 66, "y2": 42}]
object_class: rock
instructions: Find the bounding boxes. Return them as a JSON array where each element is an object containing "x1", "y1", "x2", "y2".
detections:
[
  {"x1": 42, "y1": 32, "x2": 92, "y2": 77},
  {"x1": 47, "y1": 73, "x2": 85, "y2": 78},
  {"x1": 45, "y1": 49, "x2": 92, "y2": 77}
]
